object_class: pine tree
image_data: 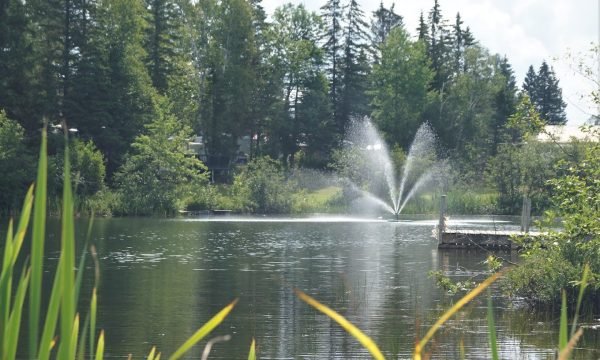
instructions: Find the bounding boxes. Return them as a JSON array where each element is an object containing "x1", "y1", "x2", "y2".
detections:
[
  {"x1": 370, "y1": 2, "x2": 403, "y2": 60},
  {"x1": 320, "y1": 0, "x2": 343, "y2": 131},
  {"x1": 492, "y1": 56, "x2": 517, "y2": 154},
  {"x1": 338, "y1": 0, "x2": 370, "y2": 132},
  {"x1": 427, "y1": 0, "x2": 452, "y2": 91},
  {"x1": 523, "y1": 61, "x2": 567, "y2": 125},
  {"x1": 0, "y1": 0, "x2": 38, "y2": 135},
  {"x1": 416, "y1": 11, "x2": 428, "y2": 43},
  {"x1": 200, "y1": 0, "x2": 257, "y2": 167}
]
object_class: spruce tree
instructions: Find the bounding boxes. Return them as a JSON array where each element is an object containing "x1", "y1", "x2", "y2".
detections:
[
  {"x1": 320, "y1": 0, "x2": 343, "y2": 132},
  {"x1": 523, "y1": 61, "x2": 567, "y2": 125},
  {"x1": 370, "y1": 2, "x2": 403, "y2": 61},
  {"x1": 416, "y1": 11, "x2": 428, "y2": 43},
  {"x1": 338, "y1": 0, "x2": 370, "y2": 132}
]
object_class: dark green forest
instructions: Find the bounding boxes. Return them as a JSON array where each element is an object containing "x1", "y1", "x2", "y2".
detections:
[{"x1": 0, "y1": 0, "x2": 571, "y2": 215}]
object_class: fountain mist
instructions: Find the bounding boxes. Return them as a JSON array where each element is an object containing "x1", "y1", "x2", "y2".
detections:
[{"x1": 344, "y1": 118, "x2": 440, "y2": 217}]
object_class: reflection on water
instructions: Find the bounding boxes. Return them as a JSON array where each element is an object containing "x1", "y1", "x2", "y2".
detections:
[{"x1": 39, "y1": 217, "x2": 600, "y2": 358}]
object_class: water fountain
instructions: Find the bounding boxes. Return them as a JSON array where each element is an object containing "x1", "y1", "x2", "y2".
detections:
[{"x1": 341, "y1": 118, "x2": 441, "y2": 220}]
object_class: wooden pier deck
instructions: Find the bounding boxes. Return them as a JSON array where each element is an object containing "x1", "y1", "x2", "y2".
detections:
[
  {"x1": 438, "y1": 229, "x2": 541, "y2": 249},
  {"x1": 435, "y1": 194, "x2": 541, "y2": 250}
]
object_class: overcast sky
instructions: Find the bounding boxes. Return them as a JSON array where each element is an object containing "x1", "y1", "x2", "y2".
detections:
[{"x1": 262, "y1": 0, "x2": 599, "y2": 125}]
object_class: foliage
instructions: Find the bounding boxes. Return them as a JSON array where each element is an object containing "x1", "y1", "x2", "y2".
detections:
[
  {"x1": 504, "y1": 127, "x2": 600, "y2": 304},
  {"x1": 370, "y1": 27, "x2": 432, "y2": 149},
  {"x1": 291, "y1": 186, "x2": 343, "y2": 213},
  {"x1": 114, "y1": 102, "x2": 208, "y2": 215},
  {"x1": 522, "y1": 61, "x2": 567, "y2": 125},
  {"x1": 232, "y1": 156, "x2": 295, "y2": 214},
  {"x1": 51, "y1": 138, "x2": 107, "y2": 210},
  {"x1": 0, "y1": 110, "x2": 33, "y2": 212}
]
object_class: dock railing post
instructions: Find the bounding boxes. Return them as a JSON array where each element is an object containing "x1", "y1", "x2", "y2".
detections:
[
  {"x1": 520, "y1": 196, "x2": 527, "y2": 232},
  {"x1": 438, "y1": 195, "x2": 447, "y2": 244},
  {"x1": 525, "y1": 198, "x2": 531, "y2": 233},
  {"x1": 521, "y1": 196, "x2": 532, "y2": 233}
]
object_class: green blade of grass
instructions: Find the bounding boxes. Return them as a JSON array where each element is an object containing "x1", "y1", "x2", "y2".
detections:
[
  {"x1": 559, "y1": 290, "x2": 568, "y2": 352},
  {"x1": 487, "y1": 290, "x2": 499, "y2": 360},
  {"x1": 571, "y1": 264, "x2": 590, "y2": 337},
  {"x1": 11, "y1": 186, "x2": 34, "y2": 265},
  {"x1": 38, "y1": 255, "x2": 65, "y2": 360},
  {"x1": 70, "y1": 314, "x2": 80, "y2": 359},
  {"x1": 147, "y1": 346, "x2": 157, "y2": 360},
  {"x1": 58, "y1": 142, "x2": 76, "y2": 359},
  {"x1": 95, "y1": 330, "x2": 104, "y2": 360},
  {"x1": 74, "y1": 245, "x2": 88, "y2": 308},
  {"x1": 4, "y1": 267, "x2": 31, "y2": 360},
  {"x1": 90, "y1": 287, "x2": 97, "y2": 360},
  {"x1": 168, "y1": 299, "x2": 238, "y2": 360},
  {"x1": 77, "y1": 312, "x2": 90, "y2": 360},
  {"x1": 248, "y1": 338, "x2": 256, "y2": 360},
  {"x1": 30, "y1": 126, "x2": 48, "y2": 357},
  {"x1": 1, "y1": 219, "x2": 14, "y2": 273},
  {"x1": 558, "y1": 328, "x2": 584, "y2": 360},
  {"x1": 0, "y1": 219, "x2": 14, "y2": 345},
  {"x1": 295, "y1": 289, "x2": 385, "y2": 360},
  {"x1": 414, "y1": 271, "x2": 501, "y2": 360}
]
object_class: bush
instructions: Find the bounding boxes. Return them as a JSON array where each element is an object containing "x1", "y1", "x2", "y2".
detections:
[
  {"x1": 114, "y1": 103, "x2": 208, "y2": 215},
  {"x1": 504, "y1": 127, "x2": 600, "y2": 305},
  {"x1": 232, "y1": 156, "x2": 295, "y2": 214},
  {"x1": 0, "y1": 110, "x2": 34, "y2": 213}
]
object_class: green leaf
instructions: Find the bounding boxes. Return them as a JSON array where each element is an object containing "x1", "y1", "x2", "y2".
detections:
[
  {"x1": 168, "y1": 299, "x2": 238, "y2": 360},
  {"x1": 95, "y1": 331, "x2": 104, "y2": 360},
  {"x1": 571, "y1": 264, "x2": 590, "y2": 337},
  {"x1": 295, "y1": 289, "x2": 385, "y2": 360},
  {"x1": 559, "y1": 290, "x2": 568, "y2": 352},
  {"x1": 38, "y1": 255, "x2": 65, "y2": 360},
  {"x1": 414, "y1": 272, "x2": 502, "y2": 360},
  {"x1": 58, "y1": 140, "x2": 77, "y2": 359},
  {"x1": 4, "y1": 267, "x2": 30, "y2": 360},
  {"x1": 30, "y1": 126, "x2": 48, "y2": 357},
  {"x1": 248, "y1": 338, "x2": 256, "y2": 360},
  {"x1": 487, "y1": 291, "x2": 499, "y2": 360}
]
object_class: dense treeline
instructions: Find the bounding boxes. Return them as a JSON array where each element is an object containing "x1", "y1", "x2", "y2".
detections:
[{"x1": 0, "y1": 0, "x2": 570, "y2": 214}]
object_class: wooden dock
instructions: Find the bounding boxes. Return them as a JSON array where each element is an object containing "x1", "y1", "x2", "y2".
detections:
[
  {"x1": 438, "y1": 229, "x2": 541, "y2": 249},
  {"x1": 435, "y1": 195, "x2": 541, "y2": 249}
]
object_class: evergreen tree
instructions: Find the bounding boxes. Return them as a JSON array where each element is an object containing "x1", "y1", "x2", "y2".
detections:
[
  {"x1": 269, "y1": 4, "x2": 330, "y2": 167},
  {"x1": 370, "y1": 2, "x2": 403, "y2": 61},
  {"x1": 451, "y1": 13, "x2": 474, "y2": 73},
  {"x1": 68, "y1": 0, "x2": 159, "y2": 175},
  {"x1": 522, "y1": 65, "x2": 538, "y2": 106},
  {"x1": 144, "y1": 0, "x2": 198, "y2": 127},
  {"x1": 0, "y1": 0, "x2": 39, "y2": 136},
  {"x1": 320, "y1": 0, "x2": 343, "y2": 131},
  {"x1": 370, "y1": 27, "x2": 432, "y2": 148},
  {"x1": 338, "y1": 0, "x2": 370, "y2": 131},
  {"x1": 200, "y1": 0, "x2": 257, "y2": 167},
  {"x1": 416, "y1": 11, "x2": 428, "y2": 43},
  {"x1": 523, "y1": 61, "x2": 567, "y2": 125},
  {"x1": 492, "y1": 56, "x2": 517, "y2": 154},
  {"x1": 427, "y1": 0, "x2": 452, "y2": 91}
]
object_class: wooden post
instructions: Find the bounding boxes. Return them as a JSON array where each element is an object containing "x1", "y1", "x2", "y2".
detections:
[
  {"x1": 521, "y1": 196, "x2": 531, "y2": 233},
  {"x1": 438, "y1": 195, "x2": 447, "y2": 244},
  {"x1": 520, "y1": 196, "x2": 527, "y2": 232},
  {"x1": 525, "y1": 198, "x2": 532, "y2": 233}
]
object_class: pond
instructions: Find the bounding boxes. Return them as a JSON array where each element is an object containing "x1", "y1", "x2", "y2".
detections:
[{"x1": 41, "y1": 216, "x2": 599, "y2": 358}]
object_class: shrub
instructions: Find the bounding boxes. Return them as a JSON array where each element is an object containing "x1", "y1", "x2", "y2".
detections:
[
  {"x1": 0, "y1": 110, "x2": 34, "y2": 213},
  {"x1": 232, "y1": 156, "x2": 294, "y2": 214},
  {"x1": 114, "y1": 103, "x2": 208, "y2": 215}
]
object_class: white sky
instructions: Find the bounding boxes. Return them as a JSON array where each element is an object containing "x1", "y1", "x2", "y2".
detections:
[{"x1": 262, "y1": 0, "x2": 599, "y2": 125}]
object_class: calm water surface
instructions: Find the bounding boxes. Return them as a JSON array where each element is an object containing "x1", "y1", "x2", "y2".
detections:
[{"x1": 43, "y1": 216, "x2": 600, "y2": 359}]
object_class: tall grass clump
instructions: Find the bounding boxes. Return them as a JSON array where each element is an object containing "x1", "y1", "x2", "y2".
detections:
[{"x1": 1, "y1": 128, "x2": 236, "y2": 359}]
